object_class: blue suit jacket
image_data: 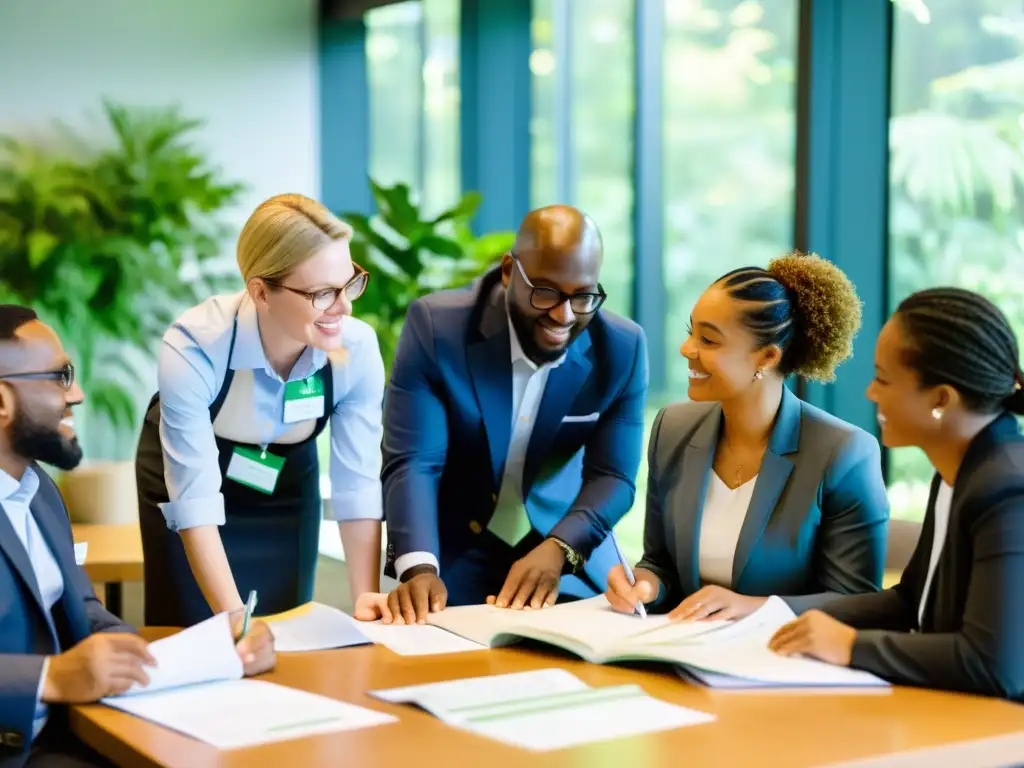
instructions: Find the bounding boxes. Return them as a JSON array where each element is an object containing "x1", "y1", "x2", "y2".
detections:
[
  {"x1": 0, "y1": 465, "x2": 132, "y2": 766},
  {"x1": 382, "y1": 269, "x2": 649, "y2": 597}
]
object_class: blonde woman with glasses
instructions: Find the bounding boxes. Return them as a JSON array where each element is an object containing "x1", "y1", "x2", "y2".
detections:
[{"x1": 135, "y1": 193, "x2": 387, "y2": 628}]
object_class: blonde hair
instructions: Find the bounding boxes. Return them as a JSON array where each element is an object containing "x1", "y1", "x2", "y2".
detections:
[{"x1": 236, "y1": 193, "x2": 353, "y2": 282}]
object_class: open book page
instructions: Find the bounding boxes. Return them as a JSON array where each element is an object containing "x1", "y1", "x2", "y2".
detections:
[
  {"x1": 427, "y1": 596, "x2": 715, "y2": 660},
  {"x1": 641, "y1": 597, "x2": 889, "y2": 687},
  {"x1": 105, "y1": 613, "x2": 242, "y2": 698},
  {"x1": 263, "y1": 602, "x2": 371, "y2": 652},
  {"x1": 104, "y1": 679, "x2": 396, "y2": 749}
]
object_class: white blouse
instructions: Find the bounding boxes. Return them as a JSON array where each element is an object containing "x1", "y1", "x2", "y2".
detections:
[
  {"x1": 918, "y1": 481, "x2": 954, "y2": 627},
  {"x1": 698, "y1": 472, "x2": 758, "y2": 588}
]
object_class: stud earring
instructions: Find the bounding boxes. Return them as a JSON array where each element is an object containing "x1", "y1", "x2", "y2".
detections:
[
  {"x1": 753, "y1": 369, "x2": 764, "y2": 381},
  {"x1": 931, "y1": 408, "x2": 943, "y2": 421}
]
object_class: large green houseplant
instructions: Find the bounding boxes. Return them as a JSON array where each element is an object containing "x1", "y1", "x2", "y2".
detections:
[
  {"x1": 0, "y1": 101, "x2": 243, "y2": 520},
  {"x1": 343, "y1": 180, "x2": 517, "y2": 372}
]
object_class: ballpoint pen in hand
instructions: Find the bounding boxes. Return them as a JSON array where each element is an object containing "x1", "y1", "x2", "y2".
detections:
[
  {"x1": 240, "y1": 589, "x2": 258, "y2": 637},
  {"x1": 611, "y1": 534, "x2": 647, "y2": 618}
]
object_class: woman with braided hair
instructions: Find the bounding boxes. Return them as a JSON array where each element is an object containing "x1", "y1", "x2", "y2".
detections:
[
  {"x1": 770, "y1": 287, "x2": 1024, "y2": 701},
  {"x1": 606, "y1": 251, "x2": 890, "y2": 619}
]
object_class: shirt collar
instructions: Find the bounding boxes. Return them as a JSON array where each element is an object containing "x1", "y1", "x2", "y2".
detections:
[
  {"x1": 0, "y1": 465, "x2": 40, "y2": 506},
  {"x1": 505, "y1": 296, "x2": 566, "y2": 372},
  {"x1": 229, "y1": 293, "x2": 327, "y2": 382}
]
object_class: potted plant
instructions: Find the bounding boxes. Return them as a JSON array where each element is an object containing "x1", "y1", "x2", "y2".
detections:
[
  {"x1": 342, "y1": 179, "x2": 516, "y2": 373},
  {"x1": 0, "y1": 100, "x2": 244, "y2": 523}
]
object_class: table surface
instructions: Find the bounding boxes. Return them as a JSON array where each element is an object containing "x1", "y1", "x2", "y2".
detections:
[
  {"x1": 71, "y1": 522, "x2": 143, "y2": 583},
  {"x1": 71, "y1": 632, "x2": 1024, "y2": 768}
]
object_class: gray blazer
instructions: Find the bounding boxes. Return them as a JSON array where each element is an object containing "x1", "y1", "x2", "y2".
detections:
[
  {"x1": 637, "y1": 386, "x2": 890, "y2": 613},
  {"x1": 824, "y1": 413, "x2": 1024, "y2": 701}
]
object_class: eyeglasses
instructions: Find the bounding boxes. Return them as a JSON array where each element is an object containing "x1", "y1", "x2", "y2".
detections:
[
  {"x1": 265, "y1": 263, "x2": 369, "y2": 311},
  {"x1": 512, "y1": 256, "x2": 606, "y2": 315},
  {"x1": 0, "y1": 362, "x2": 75, "y2": 390}
]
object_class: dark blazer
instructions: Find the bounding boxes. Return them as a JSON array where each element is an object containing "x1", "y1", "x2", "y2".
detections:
[
  {"x1": 637, "y1": 386, "x2": 890, "y2": 613},
  {"x1": 824, "y1": 413, "x2": 1024, "y2": 701},
  {"x1": 0, "y1": 464, "x2": 132, "y2": 768},
  {"x1": 382, "y1": 268, "x2": 649, "y2": 597}
]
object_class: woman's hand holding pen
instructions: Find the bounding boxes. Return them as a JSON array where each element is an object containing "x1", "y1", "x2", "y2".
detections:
[
  {"x1": 229, "y1": 610, "x2": 276, "y2": 676},
  {"x1": 605, "y1": 565, "x2": 660, "y2": 614}
]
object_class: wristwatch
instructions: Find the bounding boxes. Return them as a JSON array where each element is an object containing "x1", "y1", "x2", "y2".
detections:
[{"x1": 547, "y1": 536, "x2": 584, "y2": 575}]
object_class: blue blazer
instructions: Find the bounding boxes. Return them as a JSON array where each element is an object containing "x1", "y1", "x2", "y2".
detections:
[
  {"x1": 638, "y1": 386, "x2": 890, "y2": 613},
  {"x1": 0, "y1": 465, "x2": 132, "y2": 765},
  {"x1": 382, "y1": 268, "x2": 649, "y2": 597}
]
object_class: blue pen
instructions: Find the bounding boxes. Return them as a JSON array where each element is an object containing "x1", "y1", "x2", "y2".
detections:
[
  {"x1": 241, "y1": 589, "x2": 258, "y2": 637},
  {"x1": 611, "y1": 533, "x2": 647, "y2": 618}
]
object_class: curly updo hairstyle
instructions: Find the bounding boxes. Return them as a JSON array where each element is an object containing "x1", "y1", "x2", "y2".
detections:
[
  {"x1": 716, "y1": 251, "x2": 862, "y2": 383},
  {"x1": 894, "y1": 287, "x2": 1024, "y2": 416}
]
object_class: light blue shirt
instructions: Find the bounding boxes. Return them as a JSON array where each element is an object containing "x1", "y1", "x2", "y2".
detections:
[
  {"x1": 0, "y1": 466, "x2": 64, "y2": 739},
  {"x1": 156, "y1": 292, "x2": 385, "y2": 530}
]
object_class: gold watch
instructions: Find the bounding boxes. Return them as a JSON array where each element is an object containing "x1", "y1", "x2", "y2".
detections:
[{"x1": 548, "y1": 536, "x2": 583, "y2": 575}]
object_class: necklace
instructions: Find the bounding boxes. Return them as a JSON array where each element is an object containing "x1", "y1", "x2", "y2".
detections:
[{"x1": 719, "y1": 438, "x2": 768, "y2": 489}]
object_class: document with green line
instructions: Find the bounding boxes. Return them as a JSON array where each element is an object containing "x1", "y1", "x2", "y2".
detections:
[
  {"x1": 101, "y1": 613, "x2": 396, "y2": 748},
  {"x1": 371, "y1": 669, "x2": 714, "y2": 751}
]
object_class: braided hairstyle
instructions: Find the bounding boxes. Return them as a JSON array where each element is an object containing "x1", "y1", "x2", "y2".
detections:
[
  {"x1": 895, "y1": 288, "x2": 1024, "y2": 416},
  {"x1": 717, "y1": 251, "x2": 862, "y2": 382}
]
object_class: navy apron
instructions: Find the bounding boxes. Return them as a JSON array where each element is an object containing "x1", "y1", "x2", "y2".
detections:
[{"x1": 135, "y1": 317, "x2": 333, "y2": 627}]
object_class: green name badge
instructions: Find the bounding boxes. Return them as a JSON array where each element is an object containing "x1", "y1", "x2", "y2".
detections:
[
  {"x1": 226, "y1": 447, "x2": 285, "y2": 494},
  {"x1": 283, "y1": 375, "x2": 325, "y2": 423}
]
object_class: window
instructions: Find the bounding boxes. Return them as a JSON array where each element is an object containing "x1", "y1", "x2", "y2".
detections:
[
  {"x1": 887, "y1": 0, "x2": 1024, "y2": 520},
  {"x1": 365, "y1": 0, "x2": 460, "y2": 217},
  {"x1": 661, "y1": 0, "x2": 799, "y2": 401},
  {"x1": 530, "y1": 0, "x2": 635, "y2": 318}
]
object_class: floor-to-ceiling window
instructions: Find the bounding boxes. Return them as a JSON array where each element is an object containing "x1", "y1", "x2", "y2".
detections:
[
  {"x1": 530, "y1": 0, "x2": 635, "y2": 318},
  {"x1": 887, "y1": 0, "x2": 1024, "y2": 521},
  {"x1": 661, "y1": 0, "x2": 799, "y2": 402},
  {"x1": 366, "y1": 0, "x2": 460, "y2": 217}
]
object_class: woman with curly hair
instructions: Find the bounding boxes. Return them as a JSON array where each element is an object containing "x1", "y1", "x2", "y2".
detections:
[{"x1": 606, "y1": 252, "x2": 889, "y2": 619}]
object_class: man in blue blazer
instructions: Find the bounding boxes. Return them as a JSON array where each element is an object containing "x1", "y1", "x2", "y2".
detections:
[
  {"x1": 381, "y1": 206, "x2": 649, "y2": 622},
  {"x1": 0, "y1": 306, "x2": 273, "y2": 767}
]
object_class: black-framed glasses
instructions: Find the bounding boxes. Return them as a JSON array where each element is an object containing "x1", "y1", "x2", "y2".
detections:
[
  {"x1": 512, "y1": 255, "x2": 606, "y2": 315},
  {"x1": 0, "y1": 362, "x2": 75, "y2": 390},
  {"x1": 265, "y1": 263, "x2": 369, "y2": 311}
]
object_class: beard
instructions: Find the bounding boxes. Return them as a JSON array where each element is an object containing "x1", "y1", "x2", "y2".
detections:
[
  {"x1": 10, "y1": 408, "x2": 83, "y2": 471},
  {"x1": 507, "y1": 300, "x2": 576, "y2": 365}
]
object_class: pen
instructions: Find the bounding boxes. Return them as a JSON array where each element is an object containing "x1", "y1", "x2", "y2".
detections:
[
  {"x1": 611, "y1": 533, "x2": 647, "y2": 618},
  {"x1": 241, "y1": 589, "x2": 258, "y2": 637}
]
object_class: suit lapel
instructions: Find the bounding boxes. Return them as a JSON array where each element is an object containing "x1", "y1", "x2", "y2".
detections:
[
  {"x1": 0, "y1": 501, "x2": 47, "y2": 616},
  {"x1": 732, "y1": 387, "x2": 800, "y2": 587},
  {"x1": 30, "y1": 490, "x2": 90, "y2": 643},
  {"x1": 522, "y1": 333, "x2": 594, "y2": 494},
  {"x1": 676, "y1": 407, "x2": 721, "y2": 595},
  {"x1": 468, "y1": 286, "x2": 514, "y2": 487}
]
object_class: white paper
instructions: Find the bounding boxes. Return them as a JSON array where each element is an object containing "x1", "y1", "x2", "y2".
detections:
[
  {"x1": 453, "y1": 684, "x2": 715, "y2": 751},
  {"x1": 267, "y1": 603, "x2": 371, "y2": 652},
  {"x1": 74, "y1": 542, "x2": 87, "y2": 565},
  {"x1": 103, "y1": 678, "x2": 396, "y2": 749},
  {"x1": 358, "y1": 622, "x2": 487, "y2": 656},
  {"x1": 370, "y1": 669, "x2": 587, "y2": 711},
  {"x1": 109, "y1": 613, "x2": 242, "y2": 698}
]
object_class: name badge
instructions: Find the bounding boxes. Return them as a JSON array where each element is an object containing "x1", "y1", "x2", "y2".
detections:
[
  {"x1": 283, "y1": 375, "x2": 325, "y2": 423},
  {"x1": 226, "y1": 447, "x2": 285, "y2": 494}
]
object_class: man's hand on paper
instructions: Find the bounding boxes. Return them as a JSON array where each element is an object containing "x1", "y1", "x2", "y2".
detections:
[
  {"x1": 487, "y1": 538, "x2": 564, "y2": 610},
  {"x1": 42, "y1": 633, "x2": 156, "y2": 703},
  {"x1": 229, "y1": 613, "x2": 276, "y2": 676},
  {"x1": 387, "y1": 567, "x2": 448, "y2": 624},
  {"x1": 669, "y1": 585, "x2": 767, "y2": 621},
  {"x1": 605, "y1": 565, "x2": 660, "y2": 614},
  {"x1": 767, "y1": 609, "x2": 856, "y2": 666}
]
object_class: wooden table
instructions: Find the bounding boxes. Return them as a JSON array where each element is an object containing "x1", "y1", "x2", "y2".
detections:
[
  {"x1": 71, "y1": 523, "x2": 144, "y2": 617},
  {"x1": 71, "y1": 635, "x2": 1024, "y2": 768}
]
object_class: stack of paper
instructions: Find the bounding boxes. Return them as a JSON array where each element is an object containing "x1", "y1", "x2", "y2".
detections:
[
  {"x1": 370, "y1": 669, "x2": 715, "y2": 751},
  {"x1": 263, "y1": 602, "x2": 372, "y2": 652},
  {"x1": 101, "y1": 613, "x2": 396, "y2": 749}
]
